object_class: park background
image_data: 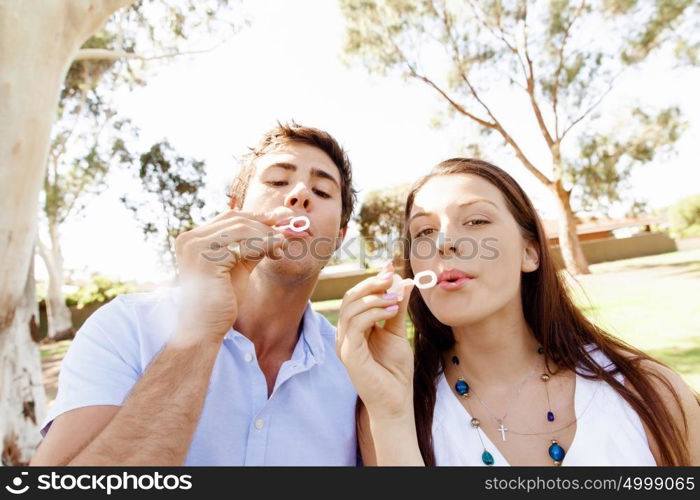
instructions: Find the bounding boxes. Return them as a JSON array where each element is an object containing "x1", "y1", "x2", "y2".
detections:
[{"x1": 1, "y1": 0, "x2": 699, "y2": 464}]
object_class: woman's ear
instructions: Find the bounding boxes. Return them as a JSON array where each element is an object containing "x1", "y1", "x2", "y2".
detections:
[{"x1": 521, "y1": 239, "x2": 540, "y2": 273}]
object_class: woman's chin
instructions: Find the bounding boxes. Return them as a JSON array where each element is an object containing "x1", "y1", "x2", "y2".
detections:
[{"x1": 427, "y1": 303, "x2": 484, "y2": 328}]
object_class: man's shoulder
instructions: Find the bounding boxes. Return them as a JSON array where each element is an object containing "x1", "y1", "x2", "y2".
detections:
[{"x1": 74, "y1": 287, "x2": 180, "y2": 357}]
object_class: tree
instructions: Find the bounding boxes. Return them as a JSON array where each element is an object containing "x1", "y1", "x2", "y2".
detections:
[
  {"x1": 355, "y1": 184, "x2": 410, "y2": 267},
  {"x1": 0, "y1": 0, "x2": 135, "y2": 466},
  {"x1": 0, "y1": 0, "x2": 238, "y2": 464},
  {"x1": 37, "y1": 34, "x2": 137, "y2": 342},
  {"x1": 340, "y1": 0, "x2": 698, "y2": 274},
  {"x1": 121, "y1": 141, "x2": 209, "y2": 273},
  {"x1": 36, "y1": 0, "x2": 239, "y2": 343}
]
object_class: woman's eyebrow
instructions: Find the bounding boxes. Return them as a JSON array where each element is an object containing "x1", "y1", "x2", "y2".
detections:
[
  {"x1": 409, "y1": 199, "x2": 497, "y2": 224},
  {"x1": 458, "y1": 199, "x2": 498, "y2": 210}
]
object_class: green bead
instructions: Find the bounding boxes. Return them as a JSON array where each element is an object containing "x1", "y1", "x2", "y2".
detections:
[{"x1": 482, "y1": 450, "x2": 495, "y2": 466}]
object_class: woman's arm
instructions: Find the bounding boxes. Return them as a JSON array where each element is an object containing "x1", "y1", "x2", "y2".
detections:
[
  {"x1": 626, "y1": 359, "x2": 700, "y2": 465},
  {"x1": 357, "y1": 401, "x2": 424, "y2": 466}
]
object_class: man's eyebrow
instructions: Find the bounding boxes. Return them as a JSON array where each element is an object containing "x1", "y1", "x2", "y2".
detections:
[
  {"x1": 264, "y1": 162, "x2": 340, "y2": 189},
  {"x1": 408, "y1": 199, "x2": 498, "y2": 224}
]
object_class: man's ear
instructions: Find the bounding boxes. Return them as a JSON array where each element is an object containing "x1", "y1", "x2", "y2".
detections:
[
  {"x1": 335, "y1": 226, "x2": 348, "y2": 250},
  {"x1": 521, "y1": 239, "x2": 540, "y2": 273}
]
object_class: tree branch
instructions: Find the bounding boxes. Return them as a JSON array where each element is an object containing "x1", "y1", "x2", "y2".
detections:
[
  {"x1": 560, "y1": 70, "x2": 623, "y2": 140},
  {"x1": 442, "y1": 4, "x2": 551, "y2": 186},
  {"x1": 551, "y1": 1, "x2": 587, "y2": 142},
  {"x1": 73, "y1": 40, "x2": 228, "y2": 62},
  {"x1": 521, "y1": 2, "x2": 556, "y2": 152}
]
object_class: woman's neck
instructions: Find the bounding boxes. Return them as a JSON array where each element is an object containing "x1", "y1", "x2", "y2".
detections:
[{"x1": 447, "y1": 296, "x2": 542, "y2": 390}]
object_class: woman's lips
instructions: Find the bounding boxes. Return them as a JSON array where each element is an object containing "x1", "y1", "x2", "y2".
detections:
[
  {"x1": 437, "y1": 277, "x2": 471, "y2": 291},
  {"x1": 436, "y1": 269, "x2": 474, "y2": 291}
]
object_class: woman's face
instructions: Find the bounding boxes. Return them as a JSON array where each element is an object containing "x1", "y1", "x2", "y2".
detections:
[{"x1": 407, "y1": 174, "x2": 539, "y2": 327}]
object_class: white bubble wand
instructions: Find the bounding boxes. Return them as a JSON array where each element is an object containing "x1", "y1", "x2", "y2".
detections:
[{"x1": 278, "y1": 215, "x2": 311, "y2": 232}]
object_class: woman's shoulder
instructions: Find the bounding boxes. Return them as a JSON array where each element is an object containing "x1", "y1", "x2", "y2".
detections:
[{"x1": 607, "y1": 344, "x2": 700, "y2": 464}]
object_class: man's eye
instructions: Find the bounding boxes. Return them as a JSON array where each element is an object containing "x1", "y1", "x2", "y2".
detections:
[
  {"x1": 313, "y1": 189, "x2": 331, "y2": 199},
  {"x1": 266, "y1": 181, "x2": 288, "y2": 187},
  {"x1": 465, "y1": 219, "x2": 490, "y2": 226},
  {"x1": 415, "y1": 228, "x2": 435, "y2": 238}
]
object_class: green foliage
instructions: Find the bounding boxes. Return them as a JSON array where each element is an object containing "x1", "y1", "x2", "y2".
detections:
[
  {"x1": 340, "y1": 0, "x2": 697, "y2": 218},
  {"x1": 355, "y1": 184, "x2": 410, "y2": 261},
  {"x1": 121, "y1": 140, "x2": 208, "y2": 270},
  {"x1": 65, "y1": 274, "x2": 137, "y2": 309},
  {"x1": 567, "y1": 106, "x2": 685, "y2": 214},
  {"x1": 668, "y1": 194, "x2": 700, "y2": 237}
]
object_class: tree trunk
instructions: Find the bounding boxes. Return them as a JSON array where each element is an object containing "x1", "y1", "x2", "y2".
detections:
[
  {"x1": 37, "y1": 224, "x2": 75, "y2": 341},
  {"x1": 551, "y1": 182, "x2": 590, "y2": 275},
  {"x1": 0, "y1": 258, "x2": 45, "y2": 465},
  {"x1": 0, "y1": 0, "x2": 135, "y2": 464}
]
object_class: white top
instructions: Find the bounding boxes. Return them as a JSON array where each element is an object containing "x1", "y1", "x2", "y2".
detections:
[
  {"x1": 41, "y1": 287, "x2": 358, "y2": 465},
  {"x1": 432, "y1": 345, "x2": 657, "y2": 466}
]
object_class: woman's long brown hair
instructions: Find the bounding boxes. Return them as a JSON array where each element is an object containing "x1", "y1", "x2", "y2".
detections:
[{"x1": 403, "y1": 158, "x2": 696, "y2": 466}]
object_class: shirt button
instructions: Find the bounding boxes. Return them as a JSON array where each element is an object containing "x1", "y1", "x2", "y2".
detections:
[
  {"x1": 254, "y1": 419, "x2": 264, "y2": 430},
  {"x1": 244, "y1": 353, "x2": 253, "y2": 363}
]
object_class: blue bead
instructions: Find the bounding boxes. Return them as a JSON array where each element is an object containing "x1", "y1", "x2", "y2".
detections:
[
  {"x1": 455, "y1": 379, "x2": 469, "y2": 396},
  {"x1": 547, "y1": 411, "x2": 555, "y2": 422},
  {"x1": 482, "y1": 450, "x2": 495, "y2": 466},
  {"x1": 548, "y1": 442, "x2": 565, "y2": 462}
]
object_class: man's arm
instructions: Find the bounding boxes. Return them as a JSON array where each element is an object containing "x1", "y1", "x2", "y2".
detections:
[
  {"x1": 32, "y1": 209, "x2": 284, "y2": 466},
  {"x1": 32, "y1": 336, "x2": 220, "y2": 466}
]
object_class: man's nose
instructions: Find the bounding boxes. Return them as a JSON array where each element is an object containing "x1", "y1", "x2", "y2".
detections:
[{"x1": 284, "y1": 182, "x2": 311, "y2": 210}]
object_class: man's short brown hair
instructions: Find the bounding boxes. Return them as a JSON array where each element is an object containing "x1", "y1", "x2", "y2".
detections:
[{"x1": 227, "y1": 122, "x2": 357, "y2": 229}]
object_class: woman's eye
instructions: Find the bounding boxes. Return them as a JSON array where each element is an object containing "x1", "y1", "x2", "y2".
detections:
[
  {"x1": 465, "y1": 219, "x2": 490, "y2": 227},
  {"x1": 313, "y1": 188, "x2": 331, "y2": 199},
  {"x1": 266, "y1": 181, "x2": 288, "y2": 187},
  {"x1": 415, "y1": 228, "x2": 435, "y2": 238}
]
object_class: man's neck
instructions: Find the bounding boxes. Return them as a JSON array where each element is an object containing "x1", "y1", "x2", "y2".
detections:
[{"x1": 233, "y1": 265, "x2": 319, "y2": 361}]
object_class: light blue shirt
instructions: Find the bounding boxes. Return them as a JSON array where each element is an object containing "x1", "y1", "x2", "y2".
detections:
[{"x1": 41, "y1": 287, "x2": 358, "y2": 465}]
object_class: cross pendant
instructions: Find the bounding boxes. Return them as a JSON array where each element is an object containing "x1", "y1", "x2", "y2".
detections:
[{"x1": 497, "y1": 423, "x2": 508, "y2": 441}]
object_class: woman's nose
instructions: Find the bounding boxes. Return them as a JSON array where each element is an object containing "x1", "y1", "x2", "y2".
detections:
[{"x1": 437, "y1": 224, "x2": 459, "y2": 257}]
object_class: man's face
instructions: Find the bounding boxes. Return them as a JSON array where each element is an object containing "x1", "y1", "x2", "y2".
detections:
[{"x1": 234, "y1": 142, "x2": 347, "y2": 282}]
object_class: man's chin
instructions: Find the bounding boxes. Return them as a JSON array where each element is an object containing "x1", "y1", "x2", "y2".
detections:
[{"x1": 260, "y1": 255, "x2": 325, "y2": 284}]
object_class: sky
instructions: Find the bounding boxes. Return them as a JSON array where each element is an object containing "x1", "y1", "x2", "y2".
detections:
[{"x1": 37, "y1": 0, "x2": 700, "y2": 286}]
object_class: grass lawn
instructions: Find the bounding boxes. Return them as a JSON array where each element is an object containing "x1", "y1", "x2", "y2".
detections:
[{"x1": 313, "y1": 248, "x2": 700, "y2": 392}]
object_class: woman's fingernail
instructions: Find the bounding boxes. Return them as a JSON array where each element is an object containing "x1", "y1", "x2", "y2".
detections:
[
  {"x1": 383, "y1": 293, "x2": 398, "y2": 301},
  {"x1": 385, "y1": 304, "x2": 399, "y2": 312}
]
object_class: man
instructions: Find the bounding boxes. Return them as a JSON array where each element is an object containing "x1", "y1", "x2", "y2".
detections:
[{"x1": 31, "y1": 122, "x2": 359, "y2": 465}]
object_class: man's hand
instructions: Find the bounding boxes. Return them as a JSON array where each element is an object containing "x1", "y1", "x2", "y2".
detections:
[{"x1": 173, "y1": 210, "x2": 286, "y2": 346}]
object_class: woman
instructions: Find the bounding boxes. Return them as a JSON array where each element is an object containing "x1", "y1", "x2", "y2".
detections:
[{"x1": 336, "y1": 158, "x2": 699, "y2": 466}]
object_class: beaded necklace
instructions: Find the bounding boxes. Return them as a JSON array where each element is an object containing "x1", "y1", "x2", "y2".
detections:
[{"x1": 449, "y1": 346, "x2": 566, "y2": 466}]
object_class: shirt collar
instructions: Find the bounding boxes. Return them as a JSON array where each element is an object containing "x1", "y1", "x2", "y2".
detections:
[{"x1": 221, "y1": 300, "x2": 326, "y2": 364}]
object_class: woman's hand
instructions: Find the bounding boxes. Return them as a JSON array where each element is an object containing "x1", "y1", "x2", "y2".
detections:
[{"x1": 336, "y1": 261, "x2": 415, "y2": 421}]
